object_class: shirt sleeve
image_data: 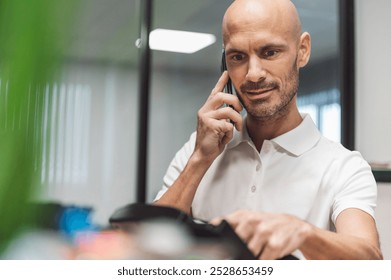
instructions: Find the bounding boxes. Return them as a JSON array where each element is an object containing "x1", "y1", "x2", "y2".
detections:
[
  {"x1": 154, "y1": 132, "x2": 197, "y2": 201},
  {"x1": 331, "y1": 150, "x2": 377, "y2": 224}
]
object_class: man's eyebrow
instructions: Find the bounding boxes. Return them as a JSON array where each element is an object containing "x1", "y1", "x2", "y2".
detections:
[
  {"x1": 259, "y1": 43, "x2": 287, "y2": 51},
  {"x1": 225, "y1": 43, "x2": 288, "y2": 55},
  {"x1": 225, "y1": 48, "x2": 244, "y2": 56}
]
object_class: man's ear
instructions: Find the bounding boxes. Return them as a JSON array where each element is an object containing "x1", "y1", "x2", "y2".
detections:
[{"x1": 297, "y1": 32, "x2": 311, "y2": 68}]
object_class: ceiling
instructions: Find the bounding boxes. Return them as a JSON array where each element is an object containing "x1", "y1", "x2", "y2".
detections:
[{"x1": 63, "y1": 0, "x2": 338, "y2": 72}]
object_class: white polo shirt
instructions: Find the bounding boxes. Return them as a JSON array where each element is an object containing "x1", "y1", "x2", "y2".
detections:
[{"x1": 155, "y1": 114, "x2": 377, "y2": 231}]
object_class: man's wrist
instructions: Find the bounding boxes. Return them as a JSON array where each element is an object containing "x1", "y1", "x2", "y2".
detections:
[{"x1": 189, "y1": 149, "x2": 216, "y2": 168}]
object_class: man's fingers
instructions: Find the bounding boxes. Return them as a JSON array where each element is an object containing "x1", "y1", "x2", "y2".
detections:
[
  {"x1": 211, "y1": 71, "x2": 230, "y2": 96},
  {"x1": 221, "y1": 126, "x2": 234, "y2": 146},
  {"x1": 209, "y1": 71, "x2": 243, "y2": 113},
  {"x1": 259, "y1": 235, "x2": 291, "y2": 260},
  {"x1": 211, "y1": 107, "x2": 243, "y2": 131},
  {"x1": 223, "y1": 210, "x2": 248, "y2": 229},
  {"x1": 234, "y1": 221, "x2": 255, "y2": 243},
  {"x1": 247, "y1": 232, "x2": 266, "y2": 259},
  {"x1": 209, "y1": 217, "x2": 223, "y2": 226},
  {"x1": 206, "y1": 92, "x2": 243, "y2": 112},
  {"x1": 201, "y1": 72, "x2": 243, "y2": 133}
]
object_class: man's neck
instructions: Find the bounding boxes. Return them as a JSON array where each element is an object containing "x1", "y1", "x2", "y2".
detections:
[{"x1": 246, "y1": 107, "x2": 303, "y2": 152}]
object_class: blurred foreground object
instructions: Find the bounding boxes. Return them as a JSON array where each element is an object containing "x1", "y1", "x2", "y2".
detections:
[
  {"x1": 109, "y1": 203, "x2": 256, "y2": 259},
  {"x1": 0, "y1": 0, "x2": 76, "y2": 252}
]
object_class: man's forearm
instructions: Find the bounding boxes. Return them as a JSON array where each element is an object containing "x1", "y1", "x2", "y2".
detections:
[
  {"x1": 300, "y1": 226, "x2": 383, "y2": 260},
  {"x1": 154, "y1": 152, "x2": 213, "y2": 215}
]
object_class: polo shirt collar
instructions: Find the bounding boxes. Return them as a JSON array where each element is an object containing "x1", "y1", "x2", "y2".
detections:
[
  {"x1": 226, "y1": 116, "x2": 252, "y2": 149},
  {"x1": 227, "y1": 114, "x2": 321, "y2": 156},
  {"x1": 271, "y1": 114, "x2": 321, "y2": 156}
]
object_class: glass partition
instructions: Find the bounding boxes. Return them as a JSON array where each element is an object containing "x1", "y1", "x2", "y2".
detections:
[
  {"x1": 38, "y1": 0, "x2": 141, "y2": 225},
  {"x1": 147, "y1": 0, "x2": 342, "y2": 200}
]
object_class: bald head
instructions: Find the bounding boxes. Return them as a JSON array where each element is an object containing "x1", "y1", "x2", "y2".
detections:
[
  {"x1": 219, "y1": 0, "x2": 311, "y2": 123},
  {"x1": 222, "y1": 0, "x2": 302, "y2": 46}
]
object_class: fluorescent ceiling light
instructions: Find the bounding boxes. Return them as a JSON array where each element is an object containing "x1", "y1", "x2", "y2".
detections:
[{"x1": 149, "y1": 28, "x2": 216, "y2": 54}]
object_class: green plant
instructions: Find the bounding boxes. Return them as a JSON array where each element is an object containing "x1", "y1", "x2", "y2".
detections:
[{"x1": 0, "y1": 0, "x2": 76, "y2": 253}]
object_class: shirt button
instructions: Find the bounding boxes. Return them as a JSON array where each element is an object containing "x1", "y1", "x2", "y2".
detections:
[
  {"x1": 256, "y1": 164, "x2": 261, "y2": 171},
  {"x1": 251, "y1": 185, "x2": 257, "y2": 192}
]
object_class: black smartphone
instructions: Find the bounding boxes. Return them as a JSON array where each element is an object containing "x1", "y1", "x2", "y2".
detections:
[{"x1": 221, "y1": 49, "x2": 233, "y2": 94}]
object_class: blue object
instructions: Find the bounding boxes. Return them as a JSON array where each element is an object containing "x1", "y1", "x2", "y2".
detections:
[{"x1": 58, "y1": 206, "x2": 97, "y2": 239}]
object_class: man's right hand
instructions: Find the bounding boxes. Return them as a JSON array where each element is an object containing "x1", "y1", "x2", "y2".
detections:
[
  {"x1": 193, "y1": 71, "x2": 243, "y2": 163},
  {"x1": 154, "y1": 72, "x2": 243, "y2": 214}
]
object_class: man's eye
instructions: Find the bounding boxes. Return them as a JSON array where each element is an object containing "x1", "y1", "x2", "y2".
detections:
[
  {"x1": 264, "y1": 50, "x2": 279, "y2": 57},
  {"x1": 231, "y1": 54, "x2": 244, "y2": 61}
]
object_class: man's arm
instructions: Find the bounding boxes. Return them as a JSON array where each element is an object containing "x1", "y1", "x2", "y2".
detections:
[
  {"x1": 300, "y1": 208, "x2": 382, "y2": 260},
  {"x1": 153, "y1": 152, "x2": 213, "y2": 215},
  {"x1": 212, "y1": 208, "x2": 382, "y2": 260},
  {"x1": 154, "y1": 71, "x2": 243, "y2": 215}
]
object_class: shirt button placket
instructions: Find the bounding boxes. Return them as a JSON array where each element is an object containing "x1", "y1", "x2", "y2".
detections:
[{"x1": 250, "y1": 160, "x2": 262, "y2": 194}]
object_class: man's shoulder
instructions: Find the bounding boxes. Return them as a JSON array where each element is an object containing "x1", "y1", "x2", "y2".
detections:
[
  {"x1": 318, "y1": 135, "x2": 357, "y2": 156},
  {"x1": 316, "y1": 135, "x2": 370, "y2": 170}
]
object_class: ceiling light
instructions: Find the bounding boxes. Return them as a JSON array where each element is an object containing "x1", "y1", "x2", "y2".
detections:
[{"x1": 149, "y1": 28, "x2": 216, "y2": 54}]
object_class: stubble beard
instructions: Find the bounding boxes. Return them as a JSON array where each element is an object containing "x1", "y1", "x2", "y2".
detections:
[{"x1": 236, "y1": 62, "x2": 300, "y2": 122}]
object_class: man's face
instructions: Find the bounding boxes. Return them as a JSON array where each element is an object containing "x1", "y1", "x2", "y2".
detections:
[{"x1": 225, "y1": 28, "x2": 301, "y2": 121}]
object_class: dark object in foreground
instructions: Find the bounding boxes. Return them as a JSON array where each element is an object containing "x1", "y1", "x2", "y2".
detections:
[{"x1": 109, "y1": 203, "x2": 298, "y2": 260}]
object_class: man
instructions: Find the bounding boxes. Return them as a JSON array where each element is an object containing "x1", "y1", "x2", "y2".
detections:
[{"x1": 154, "y1": 0, "x2": 382, "y2": 260}]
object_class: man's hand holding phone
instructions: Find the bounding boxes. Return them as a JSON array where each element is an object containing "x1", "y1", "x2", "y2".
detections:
[
  {"x1": 154, "y1": 71, "x2": 242, "y2": 215},
  {"x1": 193, "y1": 71, "x2": 243, "y2": 164}
]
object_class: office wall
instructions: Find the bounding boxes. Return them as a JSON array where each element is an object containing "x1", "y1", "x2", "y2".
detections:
[
  {"x1": 355, "y1": 0, "x2": 391, "y2": 163},
  {"x1": 356, "y1": 0, "x2": 391, "y2": 259},
  {"x1": 39, "y1": 62, "x2": 139, "y2": 225},
  {"x1": 377, "y1": 183, "x2": 391, "y2": 259}
]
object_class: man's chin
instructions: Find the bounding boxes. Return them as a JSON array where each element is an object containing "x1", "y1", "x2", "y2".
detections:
[
  {"x1": 246, "y1": 103, "x2": 291, "y2": 122},
  {"x1": 248, "y1": 112, "x2": 278, "y2": 122}
]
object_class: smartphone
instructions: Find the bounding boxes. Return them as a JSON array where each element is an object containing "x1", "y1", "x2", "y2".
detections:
[
  {"x1": 221, "y1": 49, "x2": 233, "y2": 94},
  {"x1": 221, "y1": 49, "x2": 235, "y2": 124}
]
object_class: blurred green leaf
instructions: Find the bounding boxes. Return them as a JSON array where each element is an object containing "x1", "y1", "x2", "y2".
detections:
[{"x1": 0, "y1": 0, "x2": 76, "y2": 253}]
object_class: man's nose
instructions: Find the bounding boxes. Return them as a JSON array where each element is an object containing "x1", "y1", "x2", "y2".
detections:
[{"x1": 245, "y1": 57, "x2": 266, "y2": 83}]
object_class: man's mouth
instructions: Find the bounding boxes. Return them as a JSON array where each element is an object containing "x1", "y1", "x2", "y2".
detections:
[{"x1": 245, "y1": 87, "x2": 276, "y2": 95}]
